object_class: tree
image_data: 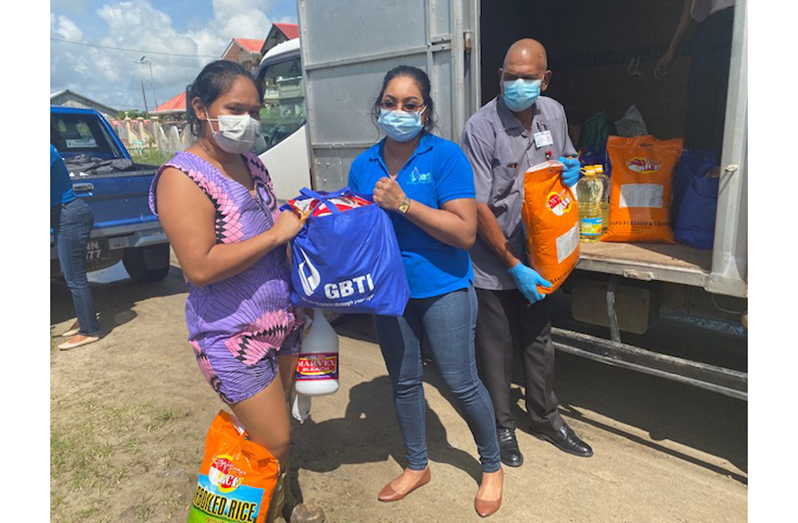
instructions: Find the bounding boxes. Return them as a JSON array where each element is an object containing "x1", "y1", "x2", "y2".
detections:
[{"x1": 117, "y1": 110, "x2": 150, "y2": 120}]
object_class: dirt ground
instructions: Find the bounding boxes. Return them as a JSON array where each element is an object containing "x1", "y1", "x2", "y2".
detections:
[{"x1": 50, "y1": 258, "x2": 747, "y2": 522}]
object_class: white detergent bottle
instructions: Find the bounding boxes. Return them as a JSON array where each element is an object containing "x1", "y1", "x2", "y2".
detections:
[{"x1": 295, "y1": 310, "x2": 340, "y2": 396}]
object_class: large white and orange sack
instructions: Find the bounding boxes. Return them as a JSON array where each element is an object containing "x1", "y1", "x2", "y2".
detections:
[
  {"x1": 187, "y1": 411, "x2": 279, "y2": 522},
  {"x1": 604, "y1": 135, "x2": 684, "y2": 243},
  {"x1": 521, "y1": 160, "x2": 580, "y2": 295}
]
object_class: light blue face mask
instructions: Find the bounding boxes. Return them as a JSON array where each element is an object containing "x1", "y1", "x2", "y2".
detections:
[
  {"x1": 502, "y1": 78, "x2": 542, "y2": 112},
  {"x1": 378, "y1": 108, "x2": 425, "y2": 142}
]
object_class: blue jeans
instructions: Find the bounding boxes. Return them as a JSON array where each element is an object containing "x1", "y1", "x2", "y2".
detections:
[
  {"x1": 373, "y1": 285, "x2": 501, "y2": 473},
  {"x1": 51, "y1": 198, "x2": 99, "y2": 335}
]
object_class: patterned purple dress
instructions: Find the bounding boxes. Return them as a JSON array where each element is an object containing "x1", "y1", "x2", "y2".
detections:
[{"x1": 149, "y1": 151, "x2": 302, "y2": 403}]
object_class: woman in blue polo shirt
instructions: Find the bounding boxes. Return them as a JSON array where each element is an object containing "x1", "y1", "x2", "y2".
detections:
[
  {"x1": 51, "y1": 144, "x2": 100, "y2": 350},
  {"x1": 348, "y1": 65, "x2": 503, "y2": 518}
]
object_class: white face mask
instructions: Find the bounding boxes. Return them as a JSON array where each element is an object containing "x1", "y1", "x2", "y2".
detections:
[{"x1": 205, "y1": 110, "x2": 260, "y2": 154}]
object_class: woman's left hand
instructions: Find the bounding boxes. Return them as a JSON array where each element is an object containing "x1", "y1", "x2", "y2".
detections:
[{"x1": 373, "y1": 177, "x2": 406, "y2": 212}]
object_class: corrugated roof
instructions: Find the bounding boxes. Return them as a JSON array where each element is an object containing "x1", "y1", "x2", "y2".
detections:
[
  {"x1": 152, "y1": 91, "x2": 186, "y2": 114},
  {"x1": 234, "y1": 38, "x2": 266, "y2": 53},
  {"x1": 50, "y1": 89, "x2": 119, "y2": 115},
  {"x1": 273, "y1": 23, "x2": 299, "y2": 40}
]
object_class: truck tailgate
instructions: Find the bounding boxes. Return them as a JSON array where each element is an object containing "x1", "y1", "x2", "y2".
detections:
[
  {"x1": 68, "y1": 166, "x2": 158, "y2": 230},
  {"x1": 577, "y1": 242, "x2": 713, "y2": 287}
]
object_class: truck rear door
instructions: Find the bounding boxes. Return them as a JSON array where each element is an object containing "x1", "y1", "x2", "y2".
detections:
[
  {"x1": 51, "y1": 110, "x2": 159, "y2": 234},
  {"x1": 707, "y1": 0, "x2": 747, "y2": 298},
  {"x1": 297, "y1": 0, "x2": 478, "y2": 191}
]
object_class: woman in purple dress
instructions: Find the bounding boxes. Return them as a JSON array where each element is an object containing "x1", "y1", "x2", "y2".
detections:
[{"x1": 150, "y1": 61, "x2": 316, "y2": 519}]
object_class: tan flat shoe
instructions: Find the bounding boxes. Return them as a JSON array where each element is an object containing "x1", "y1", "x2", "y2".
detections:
[
  {"x1": 377, "y1": 467, "x2": 431, "y2": 502},
  {"x1": 58, "y1": 335, "x2": 100, "y2": 350},
  {"x1": 60, "y1": 321, "x2": 80, "y2": 338}
]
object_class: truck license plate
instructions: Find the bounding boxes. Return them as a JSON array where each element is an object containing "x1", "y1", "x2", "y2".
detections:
[{"x1": 86, "y1": 239, "x2": 110, "y2": 261}]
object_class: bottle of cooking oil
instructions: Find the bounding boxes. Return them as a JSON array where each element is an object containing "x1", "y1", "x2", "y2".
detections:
[
  {"x1": 593, "y1": 165, "x2": 610, "y2": 234},
  {"x1": 577, "y1": 167, "x2": 604, "y2": 242}
]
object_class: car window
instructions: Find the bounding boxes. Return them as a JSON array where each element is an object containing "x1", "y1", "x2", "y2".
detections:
[
  {"x1": 254, "y1": 56, "x2": 306, "y2": 155},
  {"x1": 50, "y1": 113, "x2": 123, "y2": 159}
]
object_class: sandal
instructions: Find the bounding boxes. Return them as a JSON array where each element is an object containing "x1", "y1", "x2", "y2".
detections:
[{"x1": 58, "y1": 334, "x2": 100, "y2": 350}]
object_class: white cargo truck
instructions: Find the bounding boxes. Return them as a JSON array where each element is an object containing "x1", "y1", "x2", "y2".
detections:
[
  {"x1": 255, "y1": 37, "x2": 312, "y2": 201},
  {"x1": 275, "y1": 0, "x2": 748, "y2": 399}
]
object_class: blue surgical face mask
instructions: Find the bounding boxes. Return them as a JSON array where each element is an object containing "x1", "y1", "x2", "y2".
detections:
[
  {"x1": 378, "y1": 108, "x2": 425, "y2": 142},
  {"x1": 502, "y1": 78, "x2": 542, "y2": 112}
]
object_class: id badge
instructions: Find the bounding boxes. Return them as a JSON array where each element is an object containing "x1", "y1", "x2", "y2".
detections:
[{"x1": 533, "y1": 130, "x2": 554, "y2": 148}]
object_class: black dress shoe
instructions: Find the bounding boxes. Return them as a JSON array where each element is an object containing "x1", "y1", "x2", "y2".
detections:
[
  {"x1": 498, "y1": 428, "x2": 524, "y2": 467},
  {"x1": 529, "y1": 423, "x2": 593, "y2": 457}
]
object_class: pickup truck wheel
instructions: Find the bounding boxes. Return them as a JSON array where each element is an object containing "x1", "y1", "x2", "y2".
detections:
[
  {"x1": 86, "y1": 250, "x2": 125, "y2": 273},
  {"x1": 123, "y1": 244, "x2": 171, "y2": 283}
]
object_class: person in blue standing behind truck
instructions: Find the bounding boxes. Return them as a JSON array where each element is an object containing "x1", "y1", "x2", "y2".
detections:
[
  {"x1": 347, "y1": 65, "x2": 504, "y2": 518},
  {"x1": 51, "y1": 143, "x2": 100, "y2": 350}
]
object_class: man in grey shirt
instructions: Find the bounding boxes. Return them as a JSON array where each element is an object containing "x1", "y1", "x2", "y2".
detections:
[{"x1": 460, "y1": 38, "x2": 592, "y2": 467}]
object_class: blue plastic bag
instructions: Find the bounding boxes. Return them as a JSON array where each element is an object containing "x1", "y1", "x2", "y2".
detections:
[
  {"x1": 282, "y1": 188, "x2": 410, "y2": 316},
  {"x1": 674, "y1": 175, "x2": 719, "y2": 249},
  {"x1": 671, "y1": 150, "x2": 717, "y2": 226}
]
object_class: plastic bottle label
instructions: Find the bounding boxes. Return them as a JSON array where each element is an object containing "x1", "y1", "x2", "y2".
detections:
[
  {"x1": 581, "y1": 217, "x2": 603, "y2": 236},
  {"x1": 296, "y1": 353, "x2": 339, "y2": 380}
]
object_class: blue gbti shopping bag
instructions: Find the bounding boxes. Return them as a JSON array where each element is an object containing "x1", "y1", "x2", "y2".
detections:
[{"x1": 282, "y1": 188, "x2": 410, "y2": 316}]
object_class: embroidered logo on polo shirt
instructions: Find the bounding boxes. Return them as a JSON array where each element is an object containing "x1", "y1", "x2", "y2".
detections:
[{"x1": 408, "y1": 166, "x2": 432, "y2": 185}]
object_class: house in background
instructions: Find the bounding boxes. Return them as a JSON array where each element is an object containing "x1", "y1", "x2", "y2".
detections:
[
  {"x1": 50, "y1": 89, "x2": 119, "y2": 122},
  {"x1": 151, "y1": 91, "x2": 187, "y2": 121},
  {"x1": 261, "y1": 23, "x2": 299, "y2": 55},
  {"x1": 220, "y1": 38, "x2": 266, "y2": 74},
  {"x1": 143, "y1": 22, "x2": 302, "y2": 144}
]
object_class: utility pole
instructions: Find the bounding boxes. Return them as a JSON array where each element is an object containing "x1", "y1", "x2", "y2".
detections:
[
  {"x1": 136, "y1": 56, "x2": 157, "y2": 114},
  {"x1": 139, "y1": 56, "x2": 158, "y2": 109},
  {"x1": 140, "y1": 79, "x2": 149, "y2": 115}
]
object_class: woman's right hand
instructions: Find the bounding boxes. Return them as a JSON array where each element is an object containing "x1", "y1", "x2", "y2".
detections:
[{"x1": 272, "y1": 210, "x2": 304, "y2": 245}]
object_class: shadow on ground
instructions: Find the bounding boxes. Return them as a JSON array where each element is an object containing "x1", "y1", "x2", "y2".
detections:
[
  {"x1": 50, "y1": 264, "x2": 188, "y2": 337},
  {"x1": 330, "y1": 312, "x2": 748, "y2": 485},
  {"x1": 290, "y1": 373, "x2": 484, "y2": 503}
]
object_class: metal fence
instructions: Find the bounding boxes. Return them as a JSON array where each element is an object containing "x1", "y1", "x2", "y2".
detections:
[{"x1": 110, "y1": 118, "x2": 195, "y2": 157}]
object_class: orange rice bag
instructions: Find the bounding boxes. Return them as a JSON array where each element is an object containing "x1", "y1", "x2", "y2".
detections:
[
  {"x1": 187, "y1": 410, "x2": 279, "y2": 523},
  {"x1": 604, "y1": 135, "x2": 684, "y2": 243},
  {"x1": 521, "y1": 160, "x2": 580, "y2": 295}
]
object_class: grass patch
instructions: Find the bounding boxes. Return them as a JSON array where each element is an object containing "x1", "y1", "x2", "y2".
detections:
[
  {"x1": 144, "y1": 407, "x2": 192, "y2": 433},
  {"x1": 50, "y1": 492, "x2": 67, "y2": 518},
  {"x1": 131, "y1": 149, "x2": 171, "y2": 166},
  {"x1": 51, "y1": 400, "x2": 194, "y2": 521},
  {"x1": 50, "y1": 429, "x2": 116, "y2": 490}
]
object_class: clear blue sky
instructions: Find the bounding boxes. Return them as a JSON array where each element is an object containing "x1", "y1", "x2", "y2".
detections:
[{"x1": 50, "y1": 0, "x2": 299, "y2": 112}]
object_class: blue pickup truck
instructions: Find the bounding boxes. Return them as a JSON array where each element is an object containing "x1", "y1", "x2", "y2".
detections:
[{"x1": 50, "y1": 106, "x2": 170, "y2": 282}]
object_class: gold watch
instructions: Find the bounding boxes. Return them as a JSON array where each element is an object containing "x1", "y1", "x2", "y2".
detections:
[{"x1": 398, "y1": 198, "x2": 412, "y2": 214}]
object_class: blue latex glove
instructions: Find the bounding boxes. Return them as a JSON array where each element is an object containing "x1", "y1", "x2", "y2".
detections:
[
  {"x1": 559, "y1": 156, "x2": 581, "y2": 187},
  {"x1": 508, "y1": 262, "x2": 552, "y2": 304}
]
